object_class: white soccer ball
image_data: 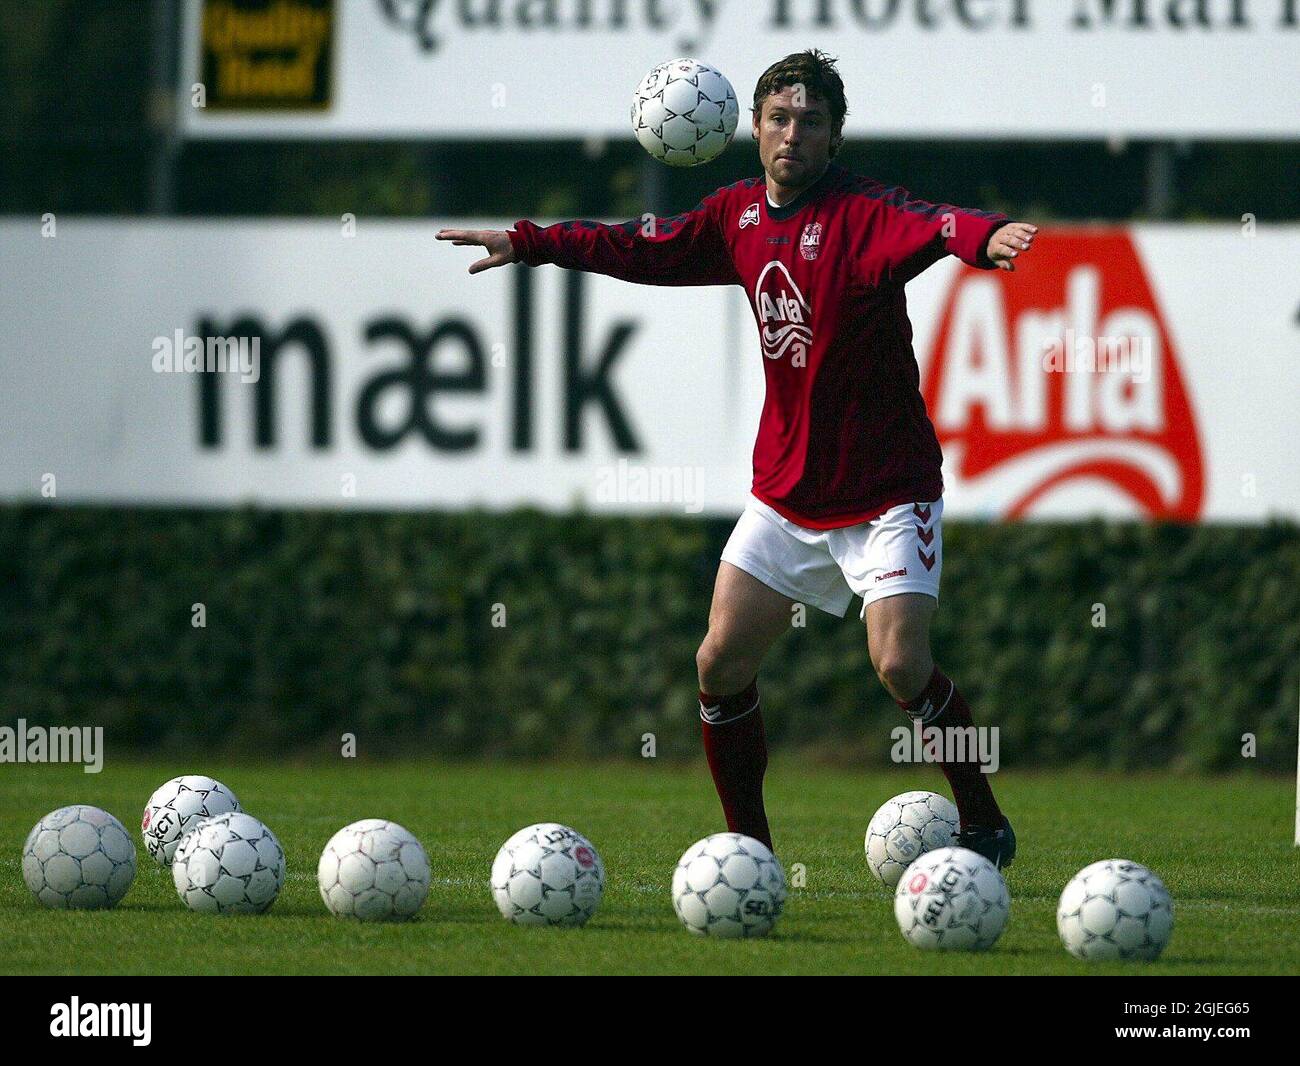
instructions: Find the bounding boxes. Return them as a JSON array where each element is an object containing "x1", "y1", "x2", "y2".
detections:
[
  {"x1": 172, "y1": 811, "x2": 285, "y2": 914},
  {"x1": 865, "y1": 790, "x2": 960, "y2": 888},
  {"x1": 671, "y1": 833, "x2": 787, "y2": 938},
  {"x1": 1057, "y1": 859, "x2": 1174, "y2": 961},
  {"x1": 491, "y1": 823, "x2": 604, "y2": 926},
  {"x1": 319, "y1": 819, "x2": 430, "y2": 921},
  {"x1": 631, "y1": 58, "x2": 739, "y2": 167},
  {"x1": 894, "y1": 846, "x2": 1009, "y2": 951},
  {"x1": 22, "y1": 805, "x2": 137, "y2": 909},
  {"x1": 141, "y1": 774, "x2": 241, "y2": 865}
]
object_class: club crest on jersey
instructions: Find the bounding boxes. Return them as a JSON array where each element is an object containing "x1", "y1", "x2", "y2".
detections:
[
  {"x1": 799, "y1": 221, "x2": 822, "y2": 260},
  {"x1": 754, "y1": 261, "x2": 813, "y2": 364},
  {"x1": 739, "y1": 203, "x2": 760, "y2": 228}
]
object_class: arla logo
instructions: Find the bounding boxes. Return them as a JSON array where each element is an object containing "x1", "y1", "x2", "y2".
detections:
[
  {"x1": 753, "y1": 261, "x2": 813, "y2": 363},
  {"x1": 922, "y1": 231, "x2": 1204, "y2": 519}
]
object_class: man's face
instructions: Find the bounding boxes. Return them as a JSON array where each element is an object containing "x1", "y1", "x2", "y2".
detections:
[{"x1": 752, "y1": 86, "x2": 836, "y2": 188}]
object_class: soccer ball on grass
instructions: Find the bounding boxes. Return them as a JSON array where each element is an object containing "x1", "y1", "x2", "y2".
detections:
[
  {"x1": 865, "y1": 789, "x2": 959, "y2": 888},
  {"x1": 172, "y1": 811, "x2": 285, "y2": 914},
  {"x1": 1057, "y1": 859, "x2": 1173, "y2": 961},
  {"x1": 319, "y1": 819, "x2": 431, "y2": 921},
  {"x1": 141, "y1": 774, "x2": 241, "y2": 865},
  {"x1": 23, "y1": 805, "x2": 136, "y2": 909},
  {"x1": 491, "y1": 823, "x2": 605, "y2": 926},
  {"x1": 671, "y1": 832, "x2": 787, "y2": 938},
  {"x1": 894, "y1": 846, "x2": 1009, "y2": 951}
]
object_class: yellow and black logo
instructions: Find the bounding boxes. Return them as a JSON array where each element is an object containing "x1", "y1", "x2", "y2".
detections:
[{"x1": 200, "y1": 0, "x2": 333, "y2": 110}]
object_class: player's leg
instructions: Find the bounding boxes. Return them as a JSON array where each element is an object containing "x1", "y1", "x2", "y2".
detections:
[
  {"x1": 864, "y1": 591, "x2": 936, "y2": 705},
  {"x1": 832, "y1": 498, "x2": 1014, "y2": 866},
  {"x1": 704, "y1": 498, "x2": 856, "y2": 852},
  {"x1": 865, "y1": 592, "x2": 1013, "y2": 866},
  {"x1": 695, "y1": 561, "x2": 798, "y2": 852}
]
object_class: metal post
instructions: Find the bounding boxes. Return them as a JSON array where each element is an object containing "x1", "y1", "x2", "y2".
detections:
[
  {"x1": 150, "y1": 0, "x2": 180, "y2": 215},
  {"x1": 1144, "y1": 142, "x2": 1174, "y2": 220}
]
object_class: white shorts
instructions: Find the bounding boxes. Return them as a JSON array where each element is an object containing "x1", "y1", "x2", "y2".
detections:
[{"x1": 720, "y1": 495, "x2": 943, "y2": 619}]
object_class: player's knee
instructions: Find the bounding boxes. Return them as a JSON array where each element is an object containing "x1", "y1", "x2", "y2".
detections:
[
  {"x1": 873, "y1": 650, "x2": 929, "y2": 702},
  {"x1": 695, "y1": 638, "x2": 756, "y2": 697}
]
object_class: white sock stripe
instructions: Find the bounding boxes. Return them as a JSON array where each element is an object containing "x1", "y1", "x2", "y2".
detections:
[
  {"x1": 933, "y1": 677, "x2": 955, "y2": 720},
  {"x1": 905, "y1": 676, "x2": 954, "y2": 725},
  {"x1": 699, "y1": 695, "x2": 760, "y2": 725}
]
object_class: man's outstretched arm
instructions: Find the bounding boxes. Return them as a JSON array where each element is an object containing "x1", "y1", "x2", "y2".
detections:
[
  {"x1": 859, "y1": 182, "x2": 1038, "y2": 284},
  {"x1": 437, "y1": 193, "x2": 740, "y2": 287}
]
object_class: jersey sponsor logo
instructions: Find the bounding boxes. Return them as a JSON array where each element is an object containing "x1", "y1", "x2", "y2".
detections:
[
  {"x1": 739, "y1": 203, "x2": 760, "y2": 228},
  {"x1": 753, "y1": 261, "x2": 813, "y2": 363},
  {"x1": 922, "y1": 230, "x2": 1205, "y2": 519},
  {"x1": 799, "y1": 221, "x2": 822, "y2": 260},
  {"x1": 876, "y1": 567, "x2": 908, "y2": 582}
]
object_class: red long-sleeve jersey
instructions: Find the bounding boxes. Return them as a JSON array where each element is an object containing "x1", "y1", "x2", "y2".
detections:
[{"x1": 507, "y1": 161, "x2": 1007, "y2": 528}]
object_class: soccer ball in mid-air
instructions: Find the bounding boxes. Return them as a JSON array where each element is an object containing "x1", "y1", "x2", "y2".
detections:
[
  {"x1": 141, "y1": 774, "x2": 241, "y2": 865},
  {"x1": 22, "y1": 805, "x2": 137, "y2": 909},
  {"x1": 865, "y1": 790, "x2": 960, "y2": 888},
  {"x1": 671, "y1": 833, "x2": 787, "y2": 938},
  {"x1": 491, "y1": 823, "x2": 605, "y2": 927},
  {"x1": 631, "y1": 58, "x2": 739, "y2": 167},
  {"x1": 318, "y1": 819, "x2": 431, "y2": 921},
  {"x1": 894, "y1": 846, "x2": 1009, "y2": 951},
  {"x1": 1057, "y1": 859, "x2": 1174, "y2": 961},
  {"x1": 172, "y1": 812, "x2": 285, "y2": 914}
]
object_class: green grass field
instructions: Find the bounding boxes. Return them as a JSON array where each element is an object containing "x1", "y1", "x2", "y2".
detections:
[{"x1": 2, "y1": 760, "x2": 1297, "y2": 975}]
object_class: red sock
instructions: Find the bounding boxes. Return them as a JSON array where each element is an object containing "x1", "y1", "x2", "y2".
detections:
[
  {"x1": 699, "y1": 678, "x2": 772, "y2": 851},
  {"x1": 897, "y1": 666, "x2": 1004, "y2": 830}
]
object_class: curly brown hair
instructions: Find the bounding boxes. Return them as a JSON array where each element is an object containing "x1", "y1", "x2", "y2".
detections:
[{"x1": 751, "y1": 49, "x2": 849, "y2": 157}]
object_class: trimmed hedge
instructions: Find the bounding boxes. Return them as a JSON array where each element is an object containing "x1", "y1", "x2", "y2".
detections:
[{"x1": 1, "y1": 506, "x2": 1296, "y2": 769}]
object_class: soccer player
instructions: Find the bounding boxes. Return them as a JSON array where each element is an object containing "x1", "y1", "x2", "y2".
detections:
[{"x1": 437, "y1": 49, "x2": 1035, "y2": 868}]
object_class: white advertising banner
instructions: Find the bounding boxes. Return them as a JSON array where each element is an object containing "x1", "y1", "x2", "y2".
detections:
[
  {"x1": 0, "y1": 219, "x2": 1296, "y2": 522},
  {"x1": 179, "y1": 0, "x2": 1300, "y2": 140}
]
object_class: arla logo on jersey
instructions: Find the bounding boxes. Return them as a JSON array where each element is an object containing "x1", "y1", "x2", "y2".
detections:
[
  {"x1": 922, "y1": 230, "x2": 1205, "y2": 519},
  {"x1": 753, "y1": 261, "x2": 813, "y2": 364},
  {"x1": 799, "y1": 221, "x2": 822, "y2": 260}
]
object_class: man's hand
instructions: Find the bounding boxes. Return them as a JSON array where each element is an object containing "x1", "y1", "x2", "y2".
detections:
[
  {"x1": 435, "y1": 228, "x2": 518, "y2": 274},
  {"x1": 986, "y1": 222, "x2": 1038, "y2": 272}
]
